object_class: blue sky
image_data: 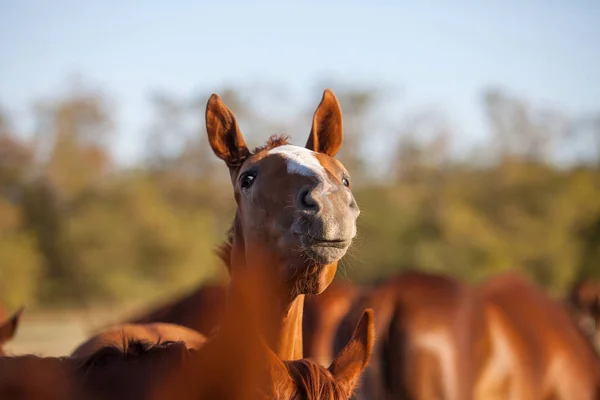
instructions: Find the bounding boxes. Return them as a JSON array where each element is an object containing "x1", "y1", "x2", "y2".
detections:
[{"x1": 1, "y1": 0, "x2": 599, "y2": 165}]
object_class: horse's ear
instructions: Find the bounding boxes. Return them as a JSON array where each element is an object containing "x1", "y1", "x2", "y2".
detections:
[
  {"x1": 306, "y1": 89, "x2": 343, "y2": 157},
  {"x1": 0, "y1": 307, "x2": 24, "y2": 343},
  {"x1": 592, "y1": 295, "x2": 600, "y2": 317},
  {"x1": 329, "y1": 308, "x2": 374, "y2": 393},
  {"x1": 206, "y1": 94, "x2": 250, "y2": 170},
  {"x1": 269, "y1": 351, "x2": 293, "y2": 391}
]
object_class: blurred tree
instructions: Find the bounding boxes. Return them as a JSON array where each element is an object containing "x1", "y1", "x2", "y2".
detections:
[
  {"x1": 2, "y1": 82, "x2": 600, "y2": 309},
  {"x1": 483, "y1": 88, "x2": 569, "y2": 163},
  {"x1": 37, "y1": 89, "x2": 113, "y2": 200},
  {"x1": 0, "y1": 110, "x2": 43, "y2": 308}
]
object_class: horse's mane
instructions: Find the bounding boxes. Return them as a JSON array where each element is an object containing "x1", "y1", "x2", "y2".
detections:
[
  {"x1": 252, "y1": 134, "x2": 290, "y2": 155},
  {"x1": 285, "y1": 359, "x2": 348, "y2": 400},
  {"x1": 76, "y1": 338, "x2": 194, "y2": 374}
]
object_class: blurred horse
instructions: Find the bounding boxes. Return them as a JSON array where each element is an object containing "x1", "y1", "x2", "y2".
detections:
[
  {"x1": 149, "y1": 308, "x2": 375, "y2": 400},
  {"x1": 126, "y1": 283, "x2": 227, "y2": 337},
  {"x1": 303, "y1": 280, "x2": 361, "y2": 366},
  {"x1": 334, "y1": 270, "x2": 486, "y2": 400},
  {"x1": 70, "y1": 322, "x2": 207, "y2": 358},
  {"x1": 0, "y1": 308, "x2": 23, "y2": 356},
  {"x1": 475, "y1": 272, "x2": 600, "y2": 400},
  {"x1": 117, "y1": 279, "x2": 359, "y2": 368},
  {"x1": 568, "y1": 278, "x2": 600, "y2": 351},
  {"x1": 0, "y1": 279, "x2": 374, "y2": 400}
]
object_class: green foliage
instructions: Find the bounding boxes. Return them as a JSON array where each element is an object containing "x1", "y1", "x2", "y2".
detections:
[
  {"x1": 346, "y1": 163, "x2": 600, "y2": 294},
  {"x1": 0, "y1": 83, "x2": 599, "y2": 309}
]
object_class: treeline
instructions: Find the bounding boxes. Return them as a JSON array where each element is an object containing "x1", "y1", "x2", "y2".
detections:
[{"x1": 0, "y1": 81, "x2": 599, "y2": 309}]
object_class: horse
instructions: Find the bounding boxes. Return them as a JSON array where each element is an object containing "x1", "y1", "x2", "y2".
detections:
[
  {"x1": 148, "y1": 306, "x2": 375, "y2": 400},
  {"x1": 205, "y1": 88, "x2": 360, "y2": 360},
  {"x1": 333, "y1": 270, "x2": 486, "y2": 400},
  {"x1": 475, "y1": 272, "x2": 600, "y2": 400},
  {"x1": 0, "y1": 88, "x2": 365, "y2": 398},
  {"x1": 303, "y1": 280, "x2": 361, "y2": 366},
  {"x1": 111, "y1": 279, "x2": 357, "y2": 368},
  {"x1": 126, "y1": 282, "x2": 227, "y2": 337},
  {"x1": 0, "y1": 308, "x2": 374, "y2": 400},
  {"x1": 568, "y1": 278, "x2": 600, "y2": 351},
  {"x1": 0, "y1": 308, "x2": 23, "y2": 356},
  {"x1": 70, "y1": 322, "x2": 208, "y2": 358},
  {"x1": 116, "y1": 279, "x2": 357, "y2": 367}
]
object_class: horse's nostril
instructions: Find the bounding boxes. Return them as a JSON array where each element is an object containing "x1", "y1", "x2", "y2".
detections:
[{"x1": 299, "y1": 188, "x2": 318, "y2": 210}]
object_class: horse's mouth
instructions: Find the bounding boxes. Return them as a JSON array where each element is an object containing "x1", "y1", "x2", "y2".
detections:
[
  {"x1": 293, "y1": 233, "x2": 353, "y2": 249},
  {"x1": 310, "y1": 238, "x2": 352, "y2": 249},
  {"x1": 293, "y1": 234, "x2": 352, "y2": 264}
]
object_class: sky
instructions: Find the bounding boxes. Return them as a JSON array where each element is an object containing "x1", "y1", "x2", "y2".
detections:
[{"x1": 1, "y1": 0, "x2": 599, "y2": 166}]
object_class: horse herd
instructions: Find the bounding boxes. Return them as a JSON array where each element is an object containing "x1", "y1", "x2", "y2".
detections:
[{"x1": 0, "y1": 89, "x2": 599, "y2": 399}]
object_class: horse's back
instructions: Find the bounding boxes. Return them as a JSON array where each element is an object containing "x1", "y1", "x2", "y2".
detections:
[
  {"x1": 478, "y1": 272, "x2": 600, "y2": 399},
  {"x1": 71, "y1": 322, "x2": 207, "y2": 358},
  {"x1": 335, "y1": 270, "x2": 485, "y2": 400},
  {"x1": 129, "y1": 283, "x2": 227, "y2": 336}
]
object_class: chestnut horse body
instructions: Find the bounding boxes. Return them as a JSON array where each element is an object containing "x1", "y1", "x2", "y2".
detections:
[
  {"x1": 303, "y1": 280, "x2": 361, "y2": 366},
  {"x1": 334, "y1": 271, "x2": 486, "y2": 400},
  {"x1": 2, "y1": 256, "x2": 373, "y2": 399},
  {"x1": 127, "y1": 283, "x2": 227, "y2": 337},
  {"x1": 476, "y1": 273, "x2": 600, "y2": 400},
  {"x1": 0, "y1": 308, "x2": 374, "y2": 400},
  {"x1": 70, "y1": 322, "x2": 207, "y2": 358},
  {"x1": 568, "y1": 278, "x2": 600, "y2": 352},
  {"x1": 0, "y1": 308, "x2": 23, "y2": 356}
]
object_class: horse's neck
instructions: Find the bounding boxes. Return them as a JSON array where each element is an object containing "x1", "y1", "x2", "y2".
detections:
[
  {"x1": 225, "y1": 228, "x2": 306, "y2": 360},
  {"x1": 275, "y1": 294, "x2": 304, "y2": 360},
  {"x1": 224, "y1": 275, "x2": 305, "y2": 361}
]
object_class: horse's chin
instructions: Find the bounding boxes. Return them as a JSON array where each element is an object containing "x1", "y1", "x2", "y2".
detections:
[
  {"x1": 303, "y1": 243, "x2": 350, "y2": 265},
  {"x1": 287, "y1": 261, "x2": 338, "y2": 297}
]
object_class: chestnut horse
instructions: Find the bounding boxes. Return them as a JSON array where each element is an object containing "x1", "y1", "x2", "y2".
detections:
[
  {"x1": 70, "y1": 322, "x2": 207, "y2": 358},
  {"x1": 114, "y1": 279, "x2": 357, "y2": 367},
  {"x1": 333, "y1": 270, "x2": 486, "y2": 400},
  {"x1": 119, "y1": 279, "x2": 357, "y2": 367},
  {"x1": 304, "y1": 280, "x2": 361, "y2": 366},
  {"x1": 148, "y1": 305, "x2": 375, "y2": 400},
  {"x1": 0, "y1": 308, "x2": 23, "y2": 356},
  {"x1": 205, "y1": 88, "x2": 360, "y2": 360},
  {"x1": 0, "y1": 300, "x2": 374, "y2": 400},
  {"x1": 568, "y1": 278, "x2": 600, "y2": 351},
  {"x1": 475, "y1": 272, "x2": 600, "y2": 400}
]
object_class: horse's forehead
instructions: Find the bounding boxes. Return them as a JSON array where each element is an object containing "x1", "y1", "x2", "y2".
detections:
[{"x1": 266, "y1": 145, "x2": 331, "y2": 178}]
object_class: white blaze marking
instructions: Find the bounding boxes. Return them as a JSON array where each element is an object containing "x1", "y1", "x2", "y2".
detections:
[
  {"x1": 268, "y1": 145, "x2": 326, "y2": 178},
  {"x1": 267, "y1": 145, "x2": 337, "y2": 193}
]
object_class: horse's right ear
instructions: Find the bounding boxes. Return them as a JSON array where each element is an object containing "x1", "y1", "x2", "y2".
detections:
[
  {"x1": 0, "y1": 307, "x2": 24, "y2": 343},
  {"x1": 329, "y1": 308, "x2": 374, "y2": 395},
  {"x1": 306, "y1": 89, "x2": 343, "y2": 157},
  {"x1": 205, "y1": 94, "x2": 250, "y2": 170}
]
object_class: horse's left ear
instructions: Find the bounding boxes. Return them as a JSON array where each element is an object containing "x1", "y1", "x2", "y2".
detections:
[
  {"x1": 306, "y1": 89, "x2": 343, "y2": 157},
  {"x1": 592, "y1": 295, "x2": 600, "y2": 318},
  {"x1": 0, "y1": 307, "x2": 24, "y2": 343},
  {"x1": 205, "y1": 93, "x2": 250, "y2": 170},
  {"x1": 329, "y1": 308, "x2": 374, "y2": 394}
]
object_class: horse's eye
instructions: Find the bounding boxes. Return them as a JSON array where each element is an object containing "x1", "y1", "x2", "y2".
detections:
[
  {"x1": 342, "y1": 177, "x2": 350, "y2": 187},
  {"x1": 240, "y1": 172, "x2": 256, "y2": 190}
]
